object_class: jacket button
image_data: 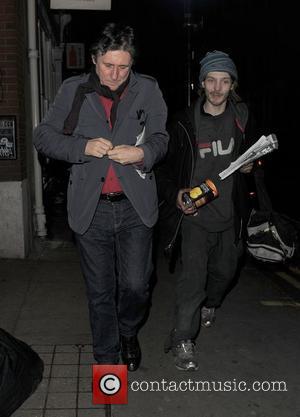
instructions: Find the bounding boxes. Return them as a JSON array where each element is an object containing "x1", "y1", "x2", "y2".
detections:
[{"x1": 149, "y1": 175, "x2": 153, "y2": 180}]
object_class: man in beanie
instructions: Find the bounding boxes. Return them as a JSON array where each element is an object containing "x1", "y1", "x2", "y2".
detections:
[{"x1": 156, "y1": 50, "x2": 254, "y2": 370}]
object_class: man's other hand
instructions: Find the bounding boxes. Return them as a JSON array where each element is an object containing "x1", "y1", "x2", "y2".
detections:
[
  {"x1": 239, "y1": 162, "x2": 254, "y2": 174},
  {"x1": 84, "y1": 138, "x2": 113, "y2": 158},
  {"x1": 177, "y1": 189, "x2": 198, "y2": 215},
  {"x1": 107, "y1": 145, "x2": 144, "y2": 165}
]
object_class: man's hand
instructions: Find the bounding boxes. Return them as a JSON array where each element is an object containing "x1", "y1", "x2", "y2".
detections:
[
  {"x1": 176, "y1": 188, "x2": 198, "y2": 216},
  {"x1": 84, "y1": 138, "x2": 113, "y2": 158},
  {"x1": 107, "y1": 145, "x2": 144, "y2": 165},
  {"x1": 240, "y1": 162, "x2": 254, "y2": 174}
]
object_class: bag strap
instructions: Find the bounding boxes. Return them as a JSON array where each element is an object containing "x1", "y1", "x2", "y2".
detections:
[{"x1": 253, "y1": 166, "x2": 273, "y2": 212}]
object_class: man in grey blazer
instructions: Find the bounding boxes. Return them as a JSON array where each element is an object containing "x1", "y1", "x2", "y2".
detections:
[{"x1": 34, "y1": 23, "x2": 168, "y2": 371}]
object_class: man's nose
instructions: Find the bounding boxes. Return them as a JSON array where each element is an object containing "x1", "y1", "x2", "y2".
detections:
[
  {"x1": 214, "y1": 80, "x2": 222, "y2": 91},
  {"x1": 111, "y1": 67, "x2": 119, "y2": 80}
]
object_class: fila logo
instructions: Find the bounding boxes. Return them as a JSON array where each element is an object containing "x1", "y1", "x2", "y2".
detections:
[{"x1": 198, "y1": 137, "x2": 235, "y2": 159}]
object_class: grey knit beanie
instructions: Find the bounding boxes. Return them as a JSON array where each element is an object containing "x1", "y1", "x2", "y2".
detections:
[{"x1": 199, "y1": 50, "x2": 238, "y2": 82}]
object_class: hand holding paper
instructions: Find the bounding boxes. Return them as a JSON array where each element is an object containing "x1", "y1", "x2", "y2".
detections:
[{"x1": 219, "y1": 134, "x2": 278, "y2": 180}]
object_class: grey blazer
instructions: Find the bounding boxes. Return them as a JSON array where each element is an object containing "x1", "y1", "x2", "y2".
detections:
[{"x1": 34, "y1": 72, "x2": 169, "y2": 234}]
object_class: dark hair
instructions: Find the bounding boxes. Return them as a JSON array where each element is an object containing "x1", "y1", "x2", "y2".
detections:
[{"x1": 90, "y1": 23, "x2": 135, "y2": 61}]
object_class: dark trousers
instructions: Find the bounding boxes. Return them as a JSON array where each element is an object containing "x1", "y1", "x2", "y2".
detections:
[
  {"x1": 174, "y1": 220, "x2": 238, "y2": 342},
  {"x1": 75, "y1": 198, "x2": 153, "y2": 364}
]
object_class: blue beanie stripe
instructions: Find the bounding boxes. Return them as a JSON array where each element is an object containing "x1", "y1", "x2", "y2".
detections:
[{"x1": 199, "y1": 50, "x2": 238, "y2": 82}]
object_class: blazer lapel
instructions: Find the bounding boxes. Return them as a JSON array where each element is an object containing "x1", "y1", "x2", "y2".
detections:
[
  {"x1": 113, "y1": 72, "x2": 139, "y2": 136},
  {"x1": 85, "y1": 92, "x2": 107, "y2": 123},
  {"x1": 84, "y1": 73, "x2": 139, "y2": 139}
]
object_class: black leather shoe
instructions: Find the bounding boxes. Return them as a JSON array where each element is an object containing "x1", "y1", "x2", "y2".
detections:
[{"x1": 121, "y1": 335, "x2": 141, "y2": 372}]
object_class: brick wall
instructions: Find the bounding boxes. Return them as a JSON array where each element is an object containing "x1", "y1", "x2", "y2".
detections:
[{"x1": 0, "y1": 0, "x2": 28, "y2": 181}]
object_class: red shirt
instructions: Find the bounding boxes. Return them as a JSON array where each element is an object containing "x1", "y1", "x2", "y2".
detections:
[{"x1": 99, "y1": 95, "x2": 123, "y2": 194}]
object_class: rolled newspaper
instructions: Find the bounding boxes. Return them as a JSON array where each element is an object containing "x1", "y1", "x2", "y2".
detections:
[{"x1": 219, "y1": 134, "x2": 278, "y2": 180}]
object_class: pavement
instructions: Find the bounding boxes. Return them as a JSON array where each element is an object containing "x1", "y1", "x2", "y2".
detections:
[{"x1": 0, "y1": 227, "x2": 300, "y2": 417}]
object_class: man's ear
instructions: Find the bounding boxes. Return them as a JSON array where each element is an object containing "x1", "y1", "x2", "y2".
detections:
[
  {"x1": 92, "y1": 55, "x2": 97, "y2": 65},
  {"x1": 201, "y1": 81, "x2": 205, "y2": 88},
  {"x1": 231, "y1": 80, "x2": 238, "y2": 90}
]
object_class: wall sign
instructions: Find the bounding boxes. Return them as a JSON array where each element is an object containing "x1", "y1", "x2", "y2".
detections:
[
  {"x1": 66, "y1": 43, "x2": 85, "y2": 69},
  {"x1": 0, "y1": 116, "x2": 17, "y2": 160},
  {"x1": 50, "y1": 0, "x2": 111, "y2": 10}
]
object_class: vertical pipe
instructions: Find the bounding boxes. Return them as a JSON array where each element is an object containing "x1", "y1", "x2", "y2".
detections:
[
  {"x1": 184, "y1": 0, "x2": 192, "y2": 107},
  {"x1": 27, "y1": 0, "x2": 47, "y2": 237}
]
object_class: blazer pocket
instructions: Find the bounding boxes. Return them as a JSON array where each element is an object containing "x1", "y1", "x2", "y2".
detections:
[{"x1": 70, "y1": 164, "x2": 86, "y2": 180}]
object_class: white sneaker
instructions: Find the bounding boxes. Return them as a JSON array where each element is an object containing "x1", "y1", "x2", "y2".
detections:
[{"x1": 172, "y1": 340, "x2": 199, "y2": 371}]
